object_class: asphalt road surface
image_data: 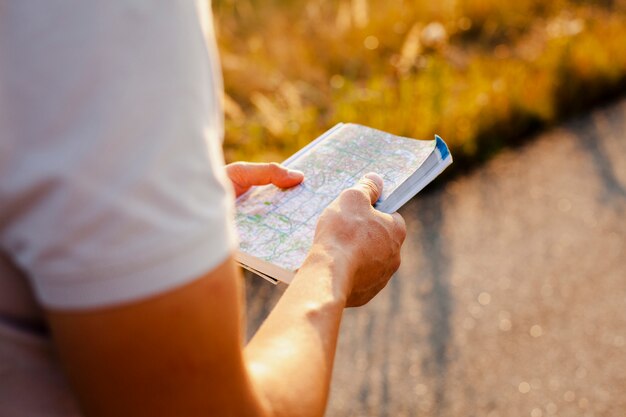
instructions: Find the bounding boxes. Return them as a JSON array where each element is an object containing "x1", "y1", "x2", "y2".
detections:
[{"x1": 244, "y1": 99, "x2": 626, "y2": 417}]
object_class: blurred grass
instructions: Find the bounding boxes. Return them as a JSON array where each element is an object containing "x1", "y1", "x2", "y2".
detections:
[{"x1": 214, "y1": 0, "x2": 626, "y2": 171}]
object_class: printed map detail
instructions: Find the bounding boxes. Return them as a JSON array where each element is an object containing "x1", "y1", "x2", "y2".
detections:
[{"x1": 235, "y1": 124, "x2": 436, "y2": 273}]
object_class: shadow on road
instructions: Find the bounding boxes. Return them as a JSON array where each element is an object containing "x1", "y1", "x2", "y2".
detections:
[
  {"x1": 569, "y1": 113, "x2": 626, "y2": 206},
  {"x1": 414, "y1": 193, "x2": 454, "y2": 414}
]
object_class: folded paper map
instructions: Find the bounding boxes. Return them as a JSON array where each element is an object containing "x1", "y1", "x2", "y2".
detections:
[{"x1": 235, "y1": 123, "x2": 452, "y2": 283}]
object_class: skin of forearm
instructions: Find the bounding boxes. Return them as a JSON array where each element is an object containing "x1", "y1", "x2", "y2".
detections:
[{"x1": 244, "y1": 246, "x2": 353, "y2": 417}]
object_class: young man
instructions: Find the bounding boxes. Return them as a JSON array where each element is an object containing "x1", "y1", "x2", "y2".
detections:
[{"x1": 0, "y1": 2, "x2": 406, "y2": 416}]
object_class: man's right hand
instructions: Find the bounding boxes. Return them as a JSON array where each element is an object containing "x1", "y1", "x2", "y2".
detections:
[{"x1": 306, "y1": 172, "x2": 407, "y2": 307}]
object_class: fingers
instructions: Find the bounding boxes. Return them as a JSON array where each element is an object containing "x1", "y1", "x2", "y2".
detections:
[
  {"x1": 226, "y1": 162, "x2": 304, "y2": 196},
  {"x1": 350, "y1": 172, "x2": 384, "y2": 205}
]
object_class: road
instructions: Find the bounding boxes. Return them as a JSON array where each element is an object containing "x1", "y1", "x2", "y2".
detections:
[{"x1": 244, "y1": 99, "x2": 626, "y2": 417}]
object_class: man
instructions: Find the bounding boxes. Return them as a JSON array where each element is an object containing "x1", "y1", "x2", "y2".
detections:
[{"x1": 0, "y1": 2, "x2": 406, "y2": 416}]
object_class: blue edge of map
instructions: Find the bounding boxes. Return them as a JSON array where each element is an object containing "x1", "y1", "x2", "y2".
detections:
[{"x1": 435, "y1": 134, "x2": 450, "y2": 160}]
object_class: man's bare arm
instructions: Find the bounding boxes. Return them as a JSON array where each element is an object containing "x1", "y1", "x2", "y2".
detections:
[
  {"x1": 244, "y1": 174, "x2": 406, "y2": 416},
  {"x1": 48, "y1": 257, "x2": 264, "y2": 417},
  {"x1": 47, "y1": 174, "x2": 405, "y2": 417}
]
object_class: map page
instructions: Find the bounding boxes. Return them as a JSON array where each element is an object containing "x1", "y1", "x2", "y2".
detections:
[{"x1": 235, "y1": 123, "x2": 438, "y2": 281}]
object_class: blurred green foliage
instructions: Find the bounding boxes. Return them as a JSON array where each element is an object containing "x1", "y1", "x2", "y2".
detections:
[{"x1": 214, "y1": 0, "x2": 626, "y2": 169}]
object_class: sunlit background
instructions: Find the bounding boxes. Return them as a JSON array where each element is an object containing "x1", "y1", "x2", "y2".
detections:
[
  {"x1": 214, "y1": 1, "x2": 626, "y2": 416},
  {"x1": 215, "y1": 0, "x2": 626, "y2": 169}
]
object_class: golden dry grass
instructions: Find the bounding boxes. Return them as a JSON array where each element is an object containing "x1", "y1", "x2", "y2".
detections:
[{"x1": 214, "y1": 0, "x2": 626, "y2": 168}]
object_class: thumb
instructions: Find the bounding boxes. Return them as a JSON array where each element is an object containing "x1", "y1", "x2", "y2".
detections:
[{"x1": 354, "y1": 172, "x2": 384, "y2": 205}]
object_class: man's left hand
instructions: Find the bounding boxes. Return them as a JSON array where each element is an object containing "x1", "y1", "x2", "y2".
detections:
[{"x1": 225, "y1": 162, "x2": 304, "y2": 197}]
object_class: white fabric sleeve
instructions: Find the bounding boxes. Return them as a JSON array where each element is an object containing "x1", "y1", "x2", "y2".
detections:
[{"x1": 0, "y1": 1, "x2": 238, "y2": 309}]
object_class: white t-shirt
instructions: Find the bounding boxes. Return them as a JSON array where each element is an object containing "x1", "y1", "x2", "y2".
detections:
[{"x1": 0, "y1": 1, "x2": 235, "y2": 415}]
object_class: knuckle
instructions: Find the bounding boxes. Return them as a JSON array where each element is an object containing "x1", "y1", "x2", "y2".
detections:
[
  {"x1": 397, "y1": 223, "x2": 407, "y2": 242},
  {"x1": 269, "y1": 162, "x2": 283, "y2": 176},
  {"x1": 359, "y1": 178, "x2": 376, "y2": 191},
  {"x1": 341, "y1": 187, "x2": 361, "y2": 198},
  {"x1": 393, "y1": 215, "x2": 407, "y2": 241},
  {"x1": 316, "y1": 204, "x2": 359, "y2": 241},
  {"x1": 396, "y1": 213, "x2": 407, "y2": 229},
  {"x1": 359, "y1": 178, "x2": 380, "y2": 198},
  {"x1": 392, "y1": 254, "x2": 402, "y2": 271},
  {"x1": 340, "y1": 187, "x2": 366, "y2": 203}
]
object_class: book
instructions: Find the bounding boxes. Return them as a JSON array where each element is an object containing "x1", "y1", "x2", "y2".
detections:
[{"x1": 234, "y1": 123, "x2": 452, "y2": 284}]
